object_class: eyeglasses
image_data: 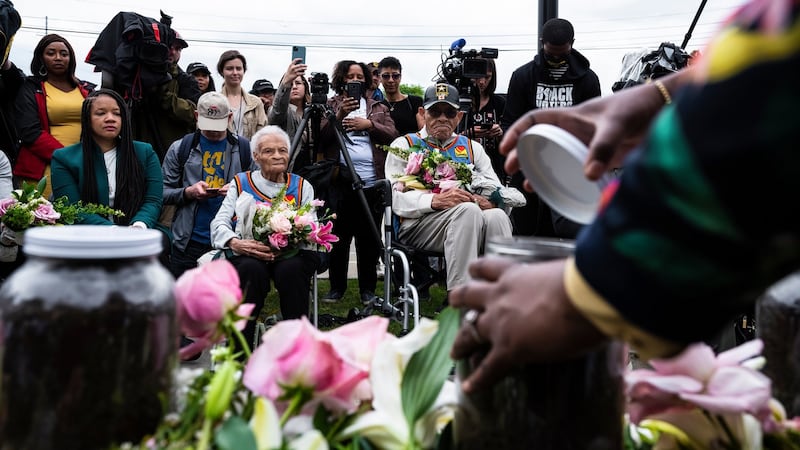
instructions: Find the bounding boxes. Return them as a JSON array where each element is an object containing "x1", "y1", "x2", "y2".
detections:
[
  {"x1": 427, "y1": 108, "x2": 458, "y2": 119},
  {"x1": 380, "y1": 73, "x2": 401, "y2": 80}
]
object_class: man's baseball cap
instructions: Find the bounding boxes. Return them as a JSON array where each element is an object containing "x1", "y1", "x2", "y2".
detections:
[
  {"x1": 249, "y1": 79, "x2": 276, "y2": 95},
  {"x1": 186, "y1": 62, "x2": 210, "y2": 75},
  {"x1": 197, "y1": 92, "x2": 230, "y2": 131},
  {"x1": 423, "y1": 82, "x2": 460, "y2": 109}
]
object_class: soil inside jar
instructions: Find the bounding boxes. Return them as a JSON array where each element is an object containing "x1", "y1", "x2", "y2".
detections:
[{"x1": 0, "y1": 294, "x2": 176, "y2": 450}]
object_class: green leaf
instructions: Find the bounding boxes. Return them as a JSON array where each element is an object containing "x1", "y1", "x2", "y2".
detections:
[
  {"x1": 400, "y1": 307, "x2": 459, "y2": 432},
  {"x1": 215, "y1": 416, "x2": 258, "y2": 450},
  {"x1": 36, "y1": 176, "x2": 47, "y2": 196}
]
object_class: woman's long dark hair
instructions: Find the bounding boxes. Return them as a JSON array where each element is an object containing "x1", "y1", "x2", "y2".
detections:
[
  {"x1": 30, "y1": 34, "x2": 78, "y2": 86},
  {"x1": 482, "y1": 58, "x2": 498, "y2": 97},
  {"x1": 330, "y1": 60, "x2": 369, "y2": 96},
  {"x1": 79, "y1": 89, "x2": 144, "y2": 225}
]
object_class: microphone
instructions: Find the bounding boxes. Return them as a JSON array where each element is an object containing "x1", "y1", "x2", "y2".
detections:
[{"x1": 450, "y1": 38, "x2": 466, "y2": 52}]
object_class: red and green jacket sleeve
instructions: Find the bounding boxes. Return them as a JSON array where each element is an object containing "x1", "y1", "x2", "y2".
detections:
[{"x1": 567, "y1": 3, "x2": 800, "y2": 357}]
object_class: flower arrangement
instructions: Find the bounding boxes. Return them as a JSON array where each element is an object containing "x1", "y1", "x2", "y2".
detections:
[
  {"x1": 0, "y1": 178, "x2": 123, "y2": 232},
  {"x1": 251, "y1": 185, "x2": 338, "y2": 259},
  {"x1": 137, "y1": 259, "x2": 458, "y2": 450},
  {"x1": 624, "y1": 339, "x2": 800, "y2": 450},
  {"x1": 385, "y1": 145, "x2": 473, "y2": 193}
]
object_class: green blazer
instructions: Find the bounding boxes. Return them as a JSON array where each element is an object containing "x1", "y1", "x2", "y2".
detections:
[{"x1": 51, "y1": 141, "x2": 164, "y2": 228}]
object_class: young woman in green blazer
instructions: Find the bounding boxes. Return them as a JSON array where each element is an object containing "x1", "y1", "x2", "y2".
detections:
[{"x1": 51, "y1": 89, "x2": 170, "y2": 262}]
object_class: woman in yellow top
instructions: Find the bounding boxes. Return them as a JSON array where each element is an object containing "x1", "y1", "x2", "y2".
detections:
[
  {"x1": 13, "y1": 34, "x2": 93, "y2": 196},
  {"x1": 216, "y1": 50, "x2": 266, "y2": 140}
]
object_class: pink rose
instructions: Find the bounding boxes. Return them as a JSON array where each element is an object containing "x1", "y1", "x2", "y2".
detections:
[
  {"x1": 0, "y1": 198, "x2": 18, "y2": 215},
  {"x1": 423, "y1": 170, "x2": 434, "y2": 184},
  {"x1": 268, "y1": 213, "x2": 292, "y2": 234},
  {"x1": 174, "y1": 260, "x2": 247, "y2": 358},
  {"x1": 243, "y1": 318, "x2": 365, "y2": 413},
  {"x1": 268, "y1": 232, "x2": 289, "y2": 249},
  {"x1": 294, "y1": 213, "x2": 314, "y2": 229},
  {"x1": 435, "y1": 162, "x2": 456, "y2": 180},
  {"x1": 404, "y1": 152, "x2": 424, "y2": 175},
  {"x1": 311, "y1": 199, "x2": 325, "y2": 207},
  {"x1": 308, "y1": 221, "x2": 338, "y2": 251},
  {"x1": 33, "y1": 202, "x2": 61, "y2": 224}
]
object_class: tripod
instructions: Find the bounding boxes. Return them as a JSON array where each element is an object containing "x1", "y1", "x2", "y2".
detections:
[{"x1": 288, "y1": 102, "x2": 406, "y2": 324}]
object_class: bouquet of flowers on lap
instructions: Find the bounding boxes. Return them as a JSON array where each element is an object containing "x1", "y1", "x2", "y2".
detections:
[
  {"x1": 0, "y1": 178, "x2": 123, "y2": 243},
  {"x1": 250, "y1": 185, "x2": 338, "y2": 259},
  {"x1": 135, "y1": 260, "x2": 459, "y2": 450},
  {"x1": 385, "y1": 144, "x2": 473, "y2": 193},
  {"x1": 624, "y1": 339, "x2": 800, "y2": 450}
]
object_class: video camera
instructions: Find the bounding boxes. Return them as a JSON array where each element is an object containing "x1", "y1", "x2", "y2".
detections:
[
  {"x1": 440, "y1": 39, "x2": 498, "y2": 86},
  {"x1": 436, "y1": 39, "x2": 498, "y2": 117},
  {"x1": 309, "y1": 72, "x2": 330, "y2": 105}
]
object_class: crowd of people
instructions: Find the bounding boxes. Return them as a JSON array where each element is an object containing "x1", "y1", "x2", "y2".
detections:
[
  {"x1": 0, "y1": 5, "x2": 549, "y2": 356},
  {"x1": 2, "y1": 0, "x2": 792, "y2": 392}
]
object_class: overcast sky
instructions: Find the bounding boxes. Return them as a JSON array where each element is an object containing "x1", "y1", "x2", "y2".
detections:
[{"x1": 9, "y1": 0, "x2": 746, "y2": 96}]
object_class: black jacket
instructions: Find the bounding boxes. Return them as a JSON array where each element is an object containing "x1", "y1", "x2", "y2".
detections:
[
  {"x1": 500, "y1": 48, "x2": 601, "y2": 131},
  {"x1": 500, "y1": 49, "x2": 600, "y2": 239},
  {"x1": 0, "y1": 61, "x2": 23, "y2": 163}
]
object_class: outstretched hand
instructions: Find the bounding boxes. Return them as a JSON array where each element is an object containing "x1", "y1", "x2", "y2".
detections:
[
  {"x1": 501, "y1": 70, "x2": 691, "y2": 183},
  {"x1": 282, "y1": 58, "x2": 307, "y2": 86},
  {"x1": 449, "y1": 257, "x2": 607, "y2": 393}
]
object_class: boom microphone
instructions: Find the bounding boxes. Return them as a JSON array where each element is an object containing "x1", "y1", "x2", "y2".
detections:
[{"x1": 450, "y1": 38, "x2": 466, "y2": 52}]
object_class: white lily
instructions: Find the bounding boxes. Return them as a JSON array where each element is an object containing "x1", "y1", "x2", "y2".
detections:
[
  {"x1": 340, "y1": 318, "x2": 458, "y2": 449},
  {"x1": 250, "y1": 397, "x2": 282, "y2": 450},
  {"x1": 290, "y1": 429, "x2": 330, "y2": 450}
]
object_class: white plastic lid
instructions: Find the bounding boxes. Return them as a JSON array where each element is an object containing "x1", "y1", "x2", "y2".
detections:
[
  {"x1": 516, "y1": 124, "x2": 610, "y2": 224},
  {"x1": 23, "y1": 225, "x2": 163, "y2": 259}
]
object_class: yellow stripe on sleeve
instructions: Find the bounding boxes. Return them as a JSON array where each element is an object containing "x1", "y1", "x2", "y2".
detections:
[{"x1": 563, "y1": 257, "x2": 682, "y2": 360}]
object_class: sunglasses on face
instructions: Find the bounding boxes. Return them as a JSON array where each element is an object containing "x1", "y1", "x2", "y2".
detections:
[
  {"x1": 427, "y1": 108, "x2": 458, "y2": 119},
  {"x1": 380, "y1": 73, "x2": 401, "y2": 80},
  {"x1": 372, "y1": 70, "x2": 380, "y2": 76}
]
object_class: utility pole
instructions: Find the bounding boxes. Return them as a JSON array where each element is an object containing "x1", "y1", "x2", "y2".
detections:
[{"x1": 538, "y1": 0, "x2": 558, "y2": 42}]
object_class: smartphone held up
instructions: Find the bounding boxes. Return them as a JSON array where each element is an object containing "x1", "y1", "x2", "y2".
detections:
[
  {"x1": 345, "y1": 81, "x2": 362, "y2": 100},
  {"x1": 291, "y1": 45, "x2": 306, "y2": 63}
]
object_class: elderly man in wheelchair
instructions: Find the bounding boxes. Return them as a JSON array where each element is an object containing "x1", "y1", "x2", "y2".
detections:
[{"x1": 384, "y1": 82, "x2": 524, "y2": 299}]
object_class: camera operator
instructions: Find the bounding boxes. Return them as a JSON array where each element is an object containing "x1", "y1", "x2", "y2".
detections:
[
  {"x1": 463, "y1": 58, "x2": 506, "y2": 184},
  {"x1": 317, "y1": 60, "x2": 397, "y2": 305},
  {"x1": 129, "y1": 27, "x2": 198, "y2": 163}
]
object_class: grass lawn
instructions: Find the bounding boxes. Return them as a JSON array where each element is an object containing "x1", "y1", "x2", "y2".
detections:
[{"x1": 261, "y1": 277, "x2": 448, "y2": 335}]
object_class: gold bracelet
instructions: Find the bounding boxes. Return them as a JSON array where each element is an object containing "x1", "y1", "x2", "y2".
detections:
[{"x1": 653, "y1": 79, "x2": 672, "y2": 105}]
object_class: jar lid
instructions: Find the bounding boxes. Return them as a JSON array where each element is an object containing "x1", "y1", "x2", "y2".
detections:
[
  {"x1": 516, "y1": 124, "x2": 612, "y2": 224},
  {"x1": 23, "y1": 225, "x2": 163, "y2": 259}
]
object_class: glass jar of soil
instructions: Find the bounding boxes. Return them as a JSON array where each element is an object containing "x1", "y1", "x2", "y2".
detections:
[
  {"x1": 453, "y1": 236, "x2": 625, "y2": 450},
  {"x1": 0, "y1": 225, "x2": 177, "y2": 450}
]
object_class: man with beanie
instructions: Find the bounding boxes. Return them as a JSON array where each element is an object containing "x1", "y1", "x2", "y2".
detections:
[{"x1": 500, "y1": 18, "x2": 600, "y2": 238}]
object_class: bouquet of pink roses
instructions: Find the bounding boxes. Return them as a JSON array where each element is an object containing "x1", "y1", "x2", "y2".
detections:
[
  {"x1": 250, "y1": 185, "x2": 338, "y2": 259},
  {"x1": 386, "y1": 144, "x2": 473, "y2": 193},
  {"x1": 0, "y1": 178, "x2": 122, "y2": 233},
  {"x1": 133, "y1": 260, "x2": 459, "y2": 450}
]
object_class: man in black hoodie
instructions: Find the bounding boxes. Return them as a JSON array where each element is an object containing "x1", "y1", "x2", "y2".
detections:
[{"x1": 501, "y1": 18, "x2": 600, "y2": 238}]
